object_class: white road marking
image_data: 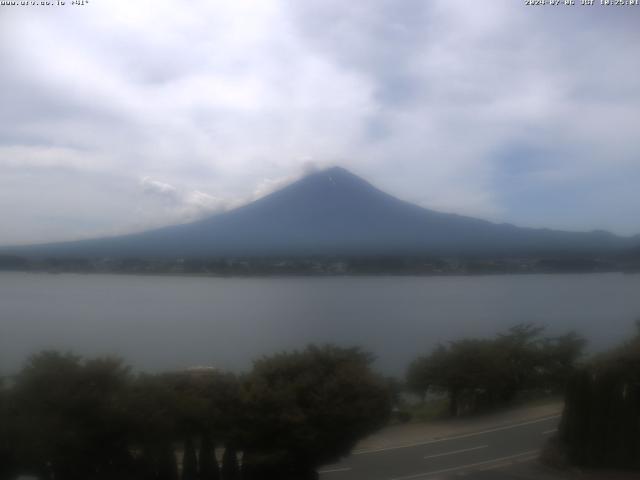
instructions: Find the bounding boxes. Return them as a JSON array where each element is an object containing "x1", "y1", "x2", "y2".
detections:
[
  {"x1": 318, "y1": 467, "x2": 352, "y2": 474},
  {"x1": 388, "y1": 450, "x2": 540, "y2": 480},
  {"x1": 353, "y1": 415, "x2": 560, "y2": 455},
  {"x1": 423, "y1": 444, "x2": 488, "y2": 459},
  {"x1": 476, "y1": 452, "x2": 539, "y2": 472},
  {"x1": 542, "y1": 428, "x2": 557, "y2": 435}
]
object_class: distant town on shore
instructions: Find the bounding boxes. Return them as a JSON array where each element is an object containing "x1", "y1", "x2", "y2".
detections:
[{"x1": 2, "y1": 253, "x2": 639, "y2": 276}]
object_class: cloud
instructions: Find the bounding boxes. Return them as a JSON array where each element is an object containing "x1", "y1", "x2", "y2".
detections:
[
  {"x1": 1, "y1": 0, "x2": 639, "y2": 244},
  {"x1": 250, "y1": 160, "x2": 334, "y2": 200},
  {"x1": 0, "y1": 146, "x2": 110, "y2": 172},
  {"x1": 139, "y1": 176, "x2": 231, "y2": 223},
  {"x1": 140, "y1": 177, "x2": 179, "y2": 199}
]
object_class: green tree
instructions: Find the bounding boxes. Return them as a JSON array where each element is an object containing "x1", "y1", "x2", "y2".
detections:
[
  {"x1": 156, "y1": 443, "x2": 179, "y2": 480},
  {"x1": 241, "y1": 345, "x2": 391, "y2": 479},
  {"x1": 559, "y1": 323, "x2": 640, "y2": 470},
  {"x1": 407, "y1": 324, "x2": 585, "y2": 417},
  {"x1": 539, "y1": 331, "x2": 586, "y2": 392},
  {"x1": 11, "y1": 352, "x2": 134, "y2": 480},
  {"x1": 495, "y1": 323, "x2": 546, "y2": 399},
  {"x1": 126, "y1": 369, "x2": 241, "y2": 479},
  {"x1": 126, "y1": 373, "x2": 182, "y2": 478},
  {"x1": 406, "y1": 344, "x2": 450, "y2": 402},
  {"x1": 198, "y1": 434, "x2": 220, "y2": 480},
  {"x1": 406, "y1": 356, "x2": 429, "y2": 401},
  {"x1": 221, "y1": 446, "x2": 240, "y2": 480},
  {"x1": 441, "y1": 339, "x2": 507, "y2": 415},
  {"x1": 0, "y1": 375, "x2": 16, "y2": 480},
  {"x1": 181, "y1": 438, "x2": 197, "y2": 480}
]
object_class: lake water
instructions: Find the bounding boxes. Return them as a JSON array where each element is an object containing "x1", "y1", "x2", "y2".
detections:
[{"x1": 1, "y1": 272, "x2": 639, "y2": 376}]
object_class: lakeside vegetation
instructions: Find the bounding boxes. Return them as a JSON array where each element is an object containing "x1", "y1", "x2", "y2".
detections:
[
  {"x1": 554, "y1": 322, "x2": 640, "y2": 471},
  {"x1": 0, "y1": 346, "x2": 391, "y2": 480},
  {"x1": 405, "y1": 324, "x2": 585, "y2": 418},
  {"x1": 2, "y1": 323, "x2": 639, "y2": 479}
]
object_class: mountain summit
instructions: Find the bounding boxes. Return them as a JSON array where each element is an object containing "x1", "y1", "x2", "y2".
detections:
[{"x1": 4, "y1": 167, "x2": 637, "y2": 258}]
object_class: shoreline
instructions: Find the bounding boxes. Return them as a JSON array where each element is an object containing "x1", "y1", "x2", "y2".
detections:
[{"x1": 1, "y1": 268, "x2": 638, "y2": 279}]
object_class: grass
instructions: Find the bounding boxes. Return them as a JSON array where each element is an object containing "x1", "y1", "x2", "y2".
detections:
[
  {"x1": 393, "y1": 391, "x2": 563, "y2": 425},
  {"x1": 395, "y1": 398, "x2": 450, "y2": 423}
]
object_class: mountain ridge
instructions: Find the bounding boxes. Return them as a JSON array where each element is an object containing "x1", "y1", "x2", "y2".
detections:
[{"x1": 3, "y1": 166, "x2": 638, "y2": 259}]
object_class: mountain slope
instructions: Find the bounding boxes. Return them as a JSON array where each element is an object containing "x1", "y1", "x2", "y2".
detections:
[{"x1": 4, "y1": 167, "x2": 638, "y2": 258}]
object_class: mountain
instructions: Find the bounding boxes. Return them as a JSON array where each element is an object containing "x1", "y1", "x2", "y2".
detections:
[{"x1": 3, "y1": 167, "x2": 638, "y2": 259}]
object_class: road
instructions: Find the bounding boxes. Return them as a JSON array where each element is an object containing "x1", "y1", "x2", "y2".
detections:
[{"x1": 318, "y1": 415, "x2": 560, "y2": 480}]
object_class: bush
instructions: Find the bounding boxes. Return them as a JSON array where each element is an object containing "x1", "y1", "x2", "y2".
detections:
[
  {"x1": 558, "y1": 325, "x2": 640, "y2": 470},
  {"x1": 407, "y1": 324, "x2": 585, "y2": 417},
  {"x1": 240, "y1": 345, "x2": 392, "y2": 478}
]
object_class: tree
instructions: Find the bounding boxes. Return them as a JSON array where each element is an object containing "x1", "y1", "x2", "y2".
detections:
[
  {"x1": 241, "y1": 345, "x2": 391, "y2": 479},
  {"x1": 221, "y1": 447, "x2": 240, "y2": 480},
  {"x1": 126, "y1": 373, "x2": 184, "y2": 479},
  {"x1": 198, "y1": 434, "x2": 220, "y2": 480},
  {"x1": 406, "y1": 356, "x2": 429, "y2": 401},
  {"x1": 406, "y1": 344, "x2": 450, "y2": 402},
  {"x1": 156, "y1": 443, "x2": 179, "y2": 480},
  {"x1": 408, "y1": 339, "x2": 510, "y2": 416},
  {"x1": 11, "y1": 352, "x2": 134, "y2": 480},
  {"x1": 539, "y1": 331, "x2": 586, "y2": 392},
  {"x1": 196, "y1": 371, "x2": 243, "y2": 448},
  {"x1": 0, "y1": 375, "x2": 16, "y2": 480},
  {"x1": 558, "y1": 324, "x2": 640, "y2": 470},
  {"x1": 441, "y1": 339, "x2": 508, "y2": 415},
  {"x1": 181, "y1": 437, "x2": 198, "y2": 480},
  {"x1": 495, "y1": 323, "x2": 546, "y2": 400},
  {"x1": 406, "y1": 324, "x2": 586, "y2": 417}
]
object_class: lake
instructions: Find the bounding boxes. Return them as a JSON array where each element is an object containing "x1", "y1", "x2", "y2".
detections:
[{"x1": 1, "y1": 272, "x2": 639, "y2": 376}]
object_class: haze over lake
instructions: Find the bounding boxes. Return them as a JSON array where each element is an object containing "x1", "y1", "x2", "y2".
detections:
[{"x1": 2, "y1": 272, "x2": 639, "y2": 376}]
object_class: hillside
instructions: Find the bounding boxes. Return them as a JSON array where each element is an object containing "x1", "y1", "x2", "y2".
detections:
[{"x1": 3, "y1": 167, "x2": 637, "y2": 259}]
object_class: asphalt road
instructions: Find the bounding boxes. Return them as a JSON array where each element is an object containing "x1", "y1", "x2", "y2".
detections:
[{"x1": 318, "y1": 415, "x2": 560, "y2": 480}]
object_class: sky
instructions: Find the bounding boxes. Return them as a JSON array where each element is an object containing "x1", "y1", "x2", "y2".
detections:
[{"x1": 1, "y1": 0, "x2": 639, "y2": 245}]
